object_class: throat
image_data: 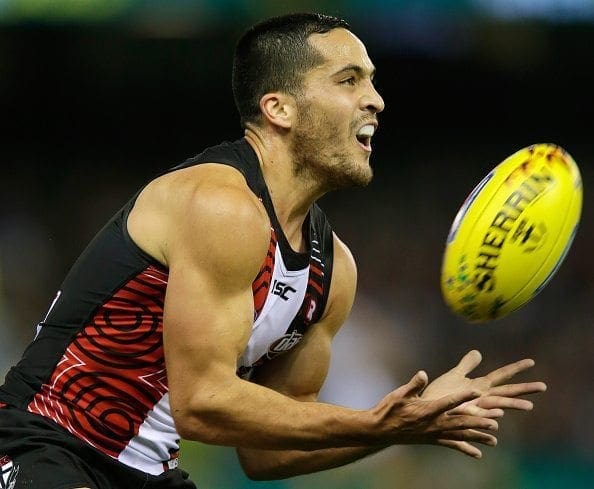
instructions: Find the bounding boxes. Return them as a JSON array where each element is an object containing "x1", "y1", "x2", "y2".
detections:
[{"x1": 283, "y1": 219, "x2": 309, "y2": 254}]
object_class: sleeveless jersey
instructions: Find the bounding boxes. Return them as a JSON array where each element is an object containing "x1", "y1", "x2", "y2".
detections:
[{"x1": 0, "y1": 138, "x2": 334, "y2": 475}]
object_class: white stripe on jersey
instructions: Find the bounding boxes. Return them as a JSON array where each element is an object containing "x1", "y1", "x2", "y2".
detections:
[
  {"x1": 238, "y1": 246, "x2": 308, "y2": 369},
  {"x1": 118, "y1": 393, "x2": 179, "y2": 475}
]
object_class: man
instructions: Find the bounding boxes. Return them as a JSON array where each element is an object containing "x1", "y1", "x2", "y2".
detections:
[{"x1": 0, "y1": 13, "x2": 545, "y2": 489}]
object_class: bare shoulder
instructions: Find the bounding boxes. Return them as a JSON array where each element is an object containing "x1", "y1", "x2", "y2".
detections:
[
  {"x1": 332, "y1": 233, "x2": 357, "y2": 283},
  {"x1": 128, "y1": 163, "x2": 270, "y2": 281},
  {"x1": 317, "y1": 232, "x2": 358, "y2": 333}
]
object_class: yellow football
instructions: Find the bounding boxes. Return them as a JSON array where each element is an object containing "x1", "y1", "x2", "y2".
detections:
[{"x1": 441, "y1": 143, "x2": 582, "y2": 323}]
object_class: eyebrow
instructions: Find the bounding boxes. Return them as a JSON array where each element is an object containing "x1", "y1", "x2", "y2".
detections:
[{"x1": 332, "y1": 64, "x2": 376, "y2": 79}]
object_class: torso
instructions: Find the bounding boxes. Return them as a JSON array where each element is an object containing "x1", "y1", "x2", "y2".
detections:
[{"x1": 0, "y1": 138, "x2": 334, "y2": 475}]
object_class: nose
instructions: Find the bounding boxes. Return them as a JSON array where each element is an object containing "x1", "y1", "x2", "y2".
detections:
[{"x1": 361, "y1": 81, "x2": 385, "y2": 114}]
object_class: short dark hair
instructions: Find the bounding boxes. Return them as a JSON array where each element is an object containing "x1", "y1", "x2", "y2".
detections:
[{"x1": 232, "y1": 13, "x2": 350, "y2": 128}]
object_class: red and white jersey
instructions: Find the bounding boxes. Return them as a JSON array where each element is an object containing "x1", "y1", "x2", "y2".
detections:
[{"x1": 0, "y1": 139, "x2": 334, "y2": 475}]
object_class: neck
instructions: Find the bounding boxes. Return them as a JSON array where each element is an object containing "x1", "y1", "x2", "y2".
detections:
[{"x1": 244, "y1": 128, "x2": 327, "y2": 253}]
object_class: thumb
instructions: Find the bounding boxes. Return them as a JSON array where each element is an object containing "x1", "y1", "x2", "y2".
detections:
[{"x1": 402, "y1": 370, "x2": 429, "y2": 397}]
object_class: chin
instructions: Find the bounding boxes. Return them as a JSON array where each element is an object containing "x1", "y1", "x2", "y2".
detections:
[
  {"x1": 330, "y1": 163, "x2": 373, "y2": 190},
  {"x1": 353, "y1": 169, "x2": 374, "y2": 187},
  {"x1": 351, "y1": 156, "x2": 374, "y2": 186}
]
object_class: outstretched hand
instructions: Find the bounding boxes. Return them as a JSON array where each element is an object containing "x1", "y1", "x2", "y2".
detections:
[
  {"x1": 419, "y1": 350, "x2": 547, "y2": 457},
  {"x1": 422, "y1": 350, "x2": 546, "y2": 410},
  {"x1": 372, "y1": 370, "x2": 499, "y2": 458}
]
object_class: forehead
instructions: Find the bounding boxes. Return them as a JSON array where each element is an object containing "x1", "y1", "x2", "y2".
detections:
[{"x1": 307, "y1": 28, "x2": 375, "y2": 76}]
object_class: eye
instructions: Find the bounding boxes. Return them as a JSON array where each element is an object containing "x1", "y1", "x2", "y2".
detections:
[{"x1": 340, "y1": 77, "x2": 356, "y2": 86}]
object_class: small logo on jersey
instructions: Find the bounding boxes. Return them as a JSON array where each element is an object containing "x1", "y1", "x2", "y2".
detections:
[
  {"x1": 0, "y1": 455, "x2": 19, "y2": 489},
  {"x1": 271, "y1": 280, "x2": 297, "y2": 301},
  {"x1": 305, "y1": 297, "x2": 317, "y2": 322},
  {"x1": 266, "y1": 330, "x2": 303, "y2": 359},
  {"x1": 163, "y1": 449, "x2": 180, "y2": 471}
]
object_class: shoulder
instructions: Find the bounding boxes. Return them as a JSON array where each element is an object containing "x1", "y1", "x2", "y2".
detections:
[
  {"x1": 331, "y1": 232, "x2": 357, "y2": 287},
  {"x1": 316, "y1": 232, "x2": 358, "y2": 332},
  {"x1": 129, "y1": 163, "x2": 270, "y2": 281}
]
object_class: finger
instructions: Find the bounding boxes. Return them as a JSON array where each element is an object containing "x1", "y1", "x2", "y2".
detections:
[
  {"x1": 440, "y1": 414, "x2": 499, "y2": 432},
  {"x1": 449, "y1": 403, "x2": 505, "y2": 419},
  {"x1": 477, "y1": 395, "x2": 534, "y2": 411},
  {"x1": 430, "y1": 388, "x2": 483, "y2": 416},
  {"x1": 485, "y1": 358, "x2": 536, "y2": 386},
  {"x1": 395, "y1": 370, "x2": 429, "y2": 398},
  {"x1": 437, "y1": 439, "x2": 483, "y2": 459},
  {"x1": 454, "y1": 350, "x2": 483, "y2": 376},
  {"x1": 488, "y1": 382, "x2": 547, "y2": 397},
  {"x1": 440, "y1": 429, "x2": 498, "y2": 446}
]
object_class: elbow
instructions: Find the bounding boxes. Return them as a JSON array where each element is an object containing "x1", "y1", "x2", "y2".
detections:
[
  {"x1": 241, "y1": 466, "x2": 271, "y2": 482},
  {"x1": 238, "y1": 461, "x2": 272, "y2": 481},
  {"x1": 172, "y1": 412, "x2": 200, "y2": 442},
  {"x1": 245, "y1": 472, "x2": 277, "y2": 482},
  {"x1": 173, "y1": 412, "x2": 219, "y2": 445},
  {"x1": 241, "y1": 459, "x2": 283, "y2": 482},
  {"x1": 237, "y1": 449, "x2": 288, "y2": 481},
  {"x1": 171, "y1": 398, "x2": 229, "y2": 446}
]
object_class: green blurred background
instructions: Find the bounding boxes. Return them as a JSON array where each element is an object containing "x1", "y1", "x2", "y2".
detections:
[{"x1": 1, "y1": 0, "x2": 594, "y2": 487}]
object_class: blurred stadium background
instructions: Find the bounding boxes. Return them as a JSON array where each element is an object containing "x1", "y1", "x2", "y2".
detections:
[{"x1": 1, "y1": 0, "x2": 594, "y2": 488}]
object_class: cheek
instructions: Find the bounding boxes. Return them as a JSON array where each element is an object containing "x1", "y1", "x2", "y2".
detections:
[
  {"x1": 319, "y1": 106, "x2": 353, "y2": 137},
  {"x1": 308, "y1": 90, "x2": 352, "y2": 117},
  {"x1": 298, "y1": 95, "x2": 354, "y2": 141}
]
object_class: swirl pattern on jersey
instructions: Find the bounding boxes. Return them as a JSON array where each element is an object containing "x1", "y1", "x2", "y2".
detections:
[{"x1": 27, "y1": 265, "x2": 169, "y2": 456}]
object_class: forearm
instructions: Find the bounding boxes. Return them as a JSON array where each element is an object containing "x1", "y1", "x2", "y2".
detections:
[
  {"x1": 176, "y1": 369, "x2": 493, "y2": 453},
  {"x1": 176, "y1": 376, "x2": 377, "y2": 450},
  {"x1": 237, "y1": 445, "x2": 389, "y2": 480}
]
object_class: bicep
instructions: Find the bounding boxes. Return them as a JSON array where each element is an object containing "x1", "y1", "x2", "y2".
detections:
[
  {"x1": 158, "y1": 178, "x2": 271, "y2": 413},
  {"x1": 163, "y1": 261, "x2": 254, "y2": 408}
]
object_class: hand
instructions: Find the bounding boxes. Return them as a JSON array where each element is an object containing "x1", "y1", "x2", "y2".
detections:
[
  {"x1": 372, "y1": 370, "x2": 499, "y2": 457},
  {"x1": 422, "y1": 350, "x2": 547, "y2": 410},
  {"x1": 420, "y1": 350, "x2": 547, "y2": 457}
]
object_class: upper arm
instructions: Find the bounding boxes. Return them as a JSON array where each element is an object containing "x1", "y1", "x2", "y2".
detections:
[
  {"x1": 250, "y1": 233, "x2": 358, "y2": 402},
  {"x1": 132, "y1": 166, "x2": 271, "y2": 417}
]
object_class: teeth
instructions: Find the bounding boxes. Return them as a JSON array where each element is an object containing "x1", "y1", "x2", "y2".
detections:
[{"x1": 357, "y1": 124, "x2": 375, "y2": 138}]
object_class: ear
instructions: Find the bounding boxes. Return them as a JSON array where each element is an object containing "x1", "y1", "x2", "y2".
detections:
[{"x1": 259, "y1": 93, "x2": 295, "y2": 129}]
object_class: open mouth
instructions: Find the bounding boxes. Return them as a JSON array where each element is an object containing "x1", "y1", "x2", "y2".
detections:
[{"x1": 356, "y1": 124, "x2": 375, "y2": 151}]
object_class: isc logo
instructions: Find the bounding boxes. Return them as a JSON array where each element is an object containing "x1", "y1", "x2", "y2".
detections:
[{"x1": 271, "y1": 279, "x2": 296, "y2": 301}]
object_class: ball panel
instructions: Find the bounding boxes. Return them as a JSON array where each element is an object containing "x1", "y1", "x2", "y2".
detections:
[
  {"x1": 441, "y1": 143, "x2": 582, "y2": 322},
  {"x1": 494, "y1": 184, "x2": 581, "y2": 318}
]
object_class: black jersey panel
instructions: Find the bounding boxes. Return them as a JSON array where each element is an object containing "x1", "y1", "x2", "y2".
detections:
[
  {"x1": 174, "y1": 139, "x2": 265, "y2": 197},
  {"x1": 0, "y1": 209, "x2": 161, "y2": 409},
  {"x1": 309, "y1": 203, "x2": 334, "y2": 321},
  {"x1": 49, "y1": 209, "x2": 162, "y2": 328}
]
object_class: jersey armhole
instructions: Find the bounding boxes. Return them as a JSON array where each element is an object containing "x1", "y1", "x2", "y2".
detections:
[{"x1": 120, "y1": 200, "x2": 168, "y2": 272}]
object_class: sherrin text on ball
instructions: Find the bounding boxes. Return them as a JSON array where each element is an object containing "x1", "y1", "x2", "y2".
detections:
[{"x1": 441, "y1": 143, "x2": 582, "y2": 322}]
